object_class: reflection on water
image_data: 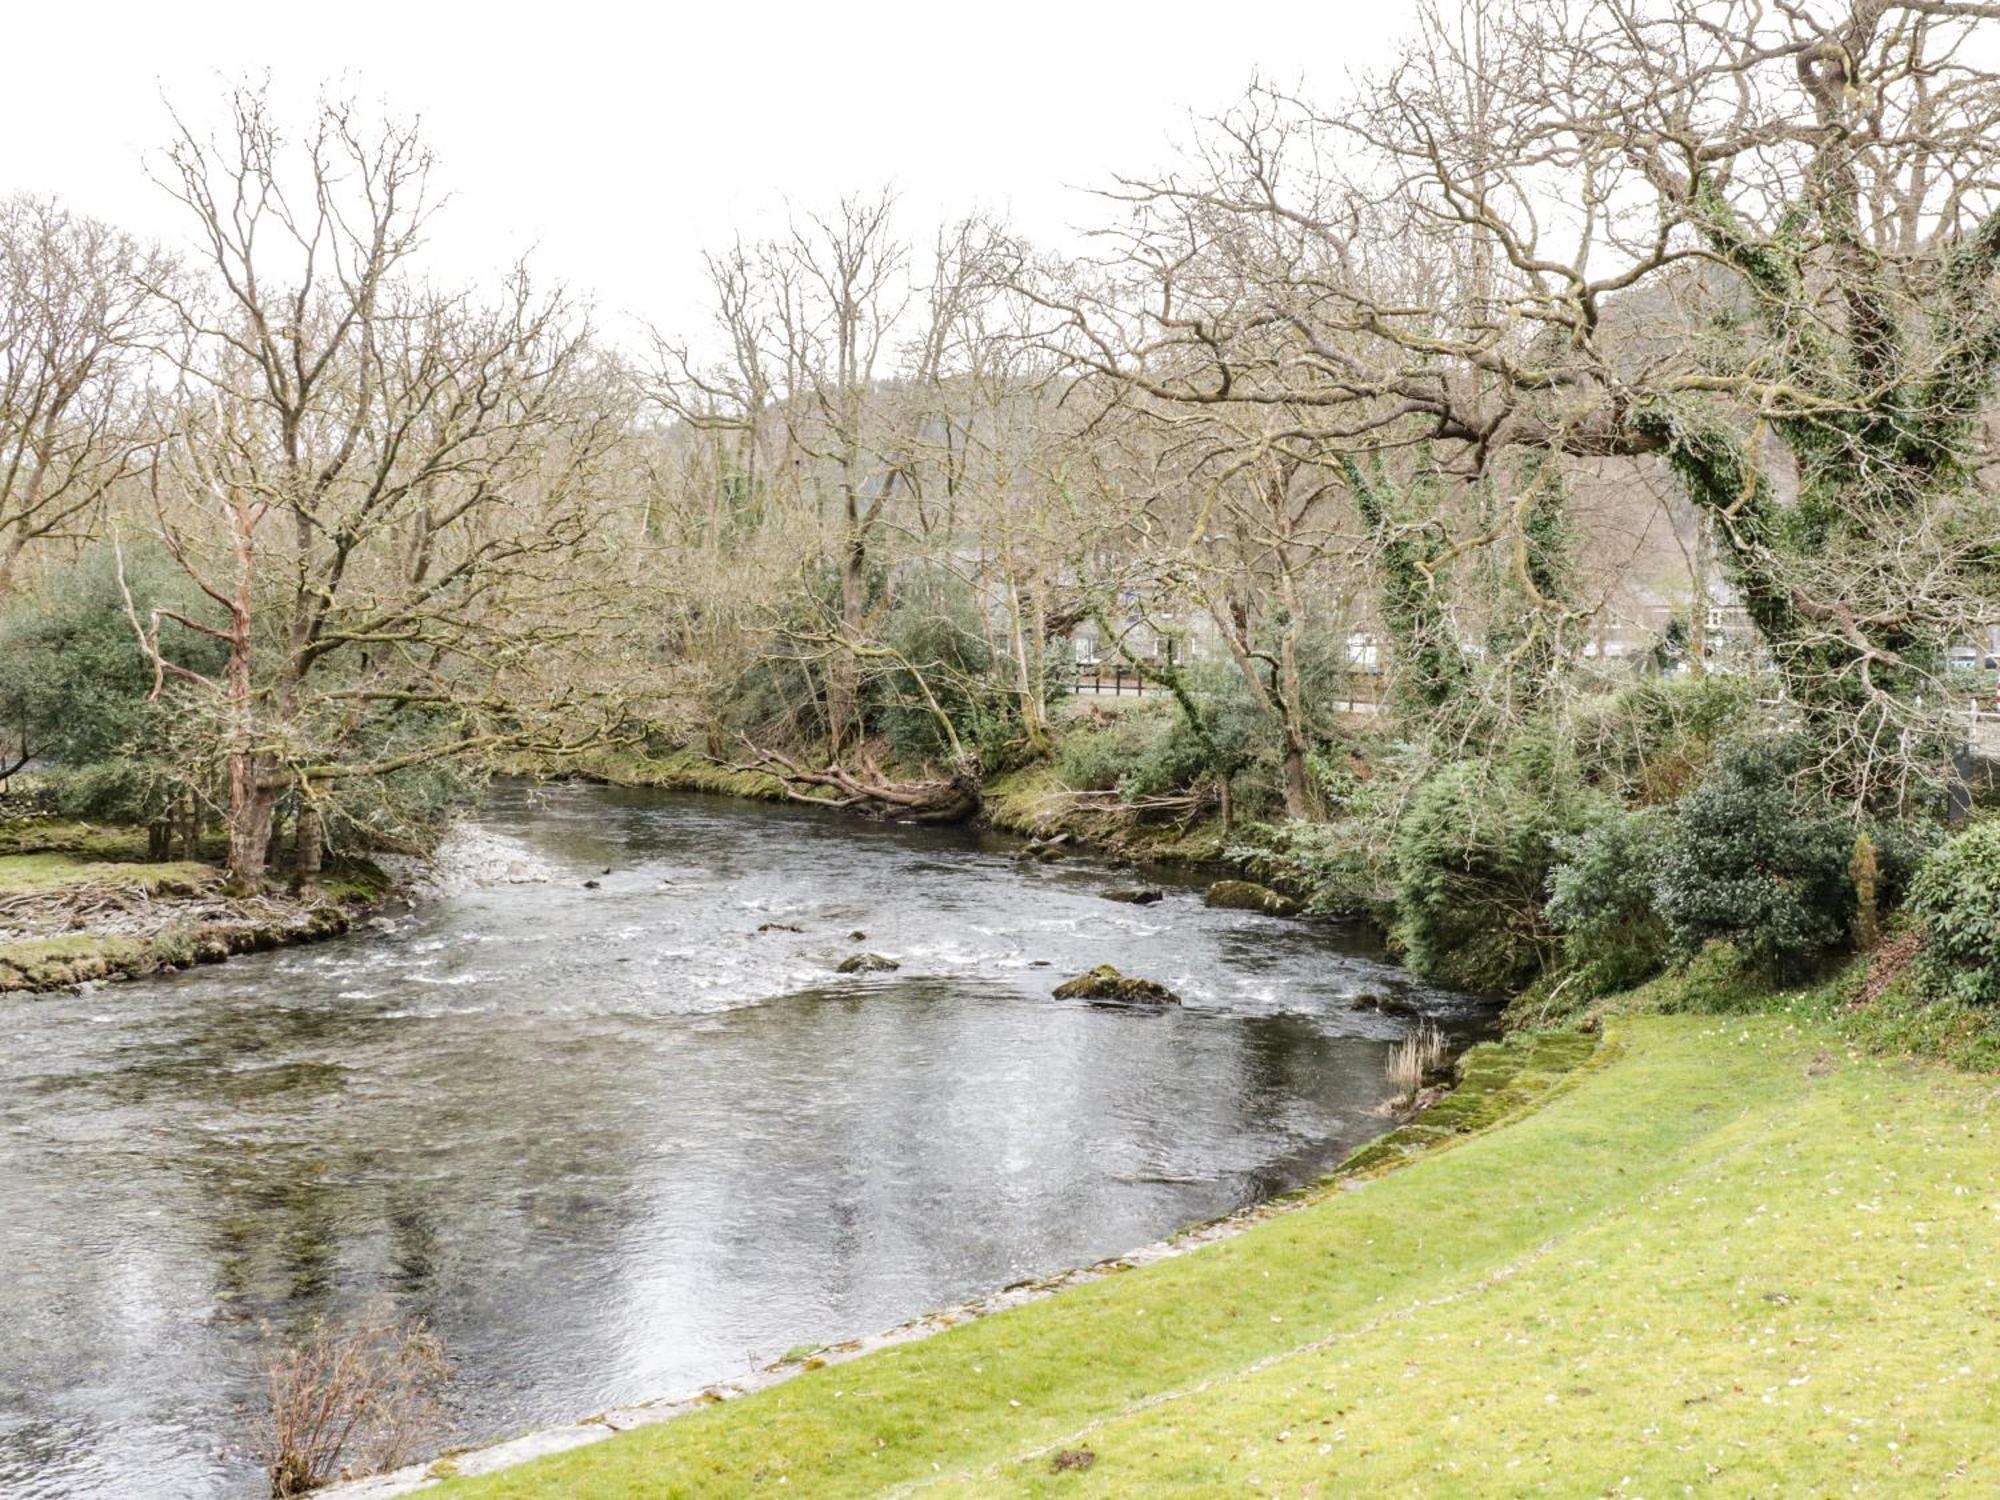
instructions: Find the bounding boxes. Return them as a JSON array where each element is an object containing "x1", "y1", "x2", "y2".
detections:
[{"x1": 0, "y1": 784, "x2": 1485, "y2": 1498}]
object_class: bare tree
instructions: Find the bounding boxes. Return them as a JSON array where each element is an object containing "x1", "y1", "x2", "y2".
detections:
[
  {"x1": 1192, "y1": 444, "x2": 1345, "y2": 818},
  {"x1": 766, "y1": 189, "x2": 910, "y2": 753},
  {"x1": 1030, "y1": 0, "x2": 2000, "y2": 801},
  {"x1": 641, "y1": 195, "x2": 1045, "y2": 818},
  {"x1": 131, "y1": 85, "x2": 625, "y2": 886},
  {"x1": 0, "y1": 195, "x2": 167, "y2": 591}
]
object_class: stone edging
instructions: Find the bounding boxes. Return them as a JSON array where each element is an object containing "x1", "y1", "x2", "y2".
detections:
[{"x1": 324, "y1": 1188, "x2": 1331, "y2": 1498}]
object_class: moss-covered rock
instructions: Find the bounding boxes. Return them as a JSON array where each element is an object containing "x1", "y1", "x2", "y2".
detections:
[
  {"x1": 1102, "y1": 886, "x2": 1165, "y2": 905},
  {"x1": 1350, "y1": 990, "x2": 1422, "y2": 1018},
  {"x1": 836, "y1": 952, "x2": 900, "y2": 974},
  {"x1": 303, "y1": 904, "x2": 351, "y2": 938},
  {"x1": 1204, "y1": 880, "x2": 1299, "y2": 917},
  {"x1": 0, "y1": 934, "x2": 154, "y2": 991},
  {"x1": 1051, "y1": 964, "x2": 1179, "y2": 1006},
  {"x1": 317, "y1": 857, "x2": 393, "y2": 906}
]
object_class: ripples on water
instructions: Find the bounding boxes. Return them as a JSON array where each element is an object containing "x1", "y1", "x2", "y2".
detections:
[{"x1": 0, "y1": 784, "x2": 1487, "y2": 1499}]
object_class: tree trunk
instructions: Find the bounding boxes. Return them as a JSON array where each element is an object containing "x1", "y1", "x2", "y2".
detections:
[
  {"x1": 826, "y1": 534, "x2": 867, "y2": 754},
  {"x1": 226, "y1": 776, "x2": 277, "y2": 890},
  {"x1": 745, "y1": 744, "x2": 982, "y2": 824},
  {"x1": 0, "y1": 530, "x2": 21, "y2": 598},
  {"x1": 1008, "y1": 577, "x2": 1049, "y2": 752},
  {"x1": 221, "y1": 540, "x2": 271, "y2": 888},
  {"x1": 294, "y1": 802, "x2": 324, "y2": 878},
  {"x1": 264, "y1": 806, "x2": 289, "y2": 874},
  {"x1": 1276, "y1": 598, "x2": 1315, "y2": 820},
  {"x1": 1688, "y1": 510, "x2": 1711, "y2": 678},
  {"x1": 1280, "y1": 739, "x2": 1313, "y2": 821}
]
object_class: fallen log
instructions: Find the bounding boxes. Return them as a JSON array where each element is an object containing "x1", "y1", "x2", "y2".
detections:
[{"x1": 727, "y1": 742, "x2": 983, "y2": 825}]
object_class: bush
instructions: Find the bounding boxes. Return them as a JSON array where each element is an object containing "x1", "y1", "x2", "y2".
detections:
[
  {"x1": 1053, "y1": 665, "x2": 1268, "y2": 808},
  {"x1": 1907, "y1": 820, "x2": 2000, "y2": 1005},
  {"x1": 35, "y1": 760, "x2": 181, "y2": 826},
  {"x1": 712, "y1": 561, "x2": 846, "y2": 747},
  {"x1": 263, "y1": 1308, "x2": 450, "y2": 1498},
  {"x1": 1226, "y1": 746, "x2": 1408, "y2": 917},
  {"x1": 1858, "y1": 817, "x2": 1940, "y2": 912},
  {"x1": 321, "y1": 754, "x2": 483, "y2": 856},
  {"x1": 1545, "y1": 807, "x2": 1670, "y2": 995},
  {"x1": 871, "y1": 577, "x2": 1011, "y2": 767},
  {"x1": 1228, "y1": 817, "x2": 1393, "y2": 919},
  {"x1": 1566, "y1": 672, "x2": 1758, "y2": 804},
  {"x1": 1052, "y1": 702, "x2": 1185, "y2": 794},
  {"x1": 0, "y1": 544, "x2": 224, "y2": 774},
  {"x1": 1654, "y1": 940, "x2": 1763, "y2": 1013},
  {"x1": 1392, "y1": 749, "x2": 1598, "y2": 991},
  {"x1": 1652, "y1": 738, "x2": 1855, "y2": 979}
]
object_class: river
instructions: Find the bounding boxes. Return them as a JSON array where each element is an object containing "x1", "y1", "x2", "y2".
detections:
[{"x1": 0, "y1": 783, "x2": 1485, "y2": 1498}]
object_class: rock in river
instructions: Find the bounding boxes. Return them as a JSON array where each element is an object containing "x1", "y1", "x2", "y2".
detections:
[
  {"x1": 1102, "y1": 886, "x2": 1165, "y2": 905},
  {"x1": 1052, "y1": 964, "x2": 1179, "y2": 1006},
  {"x1": 1203, "y1": 880, "x2": 1300, "y2": 917},
  {"x1": 1350, "y1": 990, "x2": 1422, "y2": 1019},
  {"x1": 836, "y1": 952, "x2": 900, "y2": 974}
]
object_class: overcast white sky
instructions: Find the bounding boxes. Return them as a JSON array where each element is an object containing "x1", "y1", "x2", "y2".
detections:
[{"x1": 4, "y1": 0, "x2": 1418, "y2": 343}]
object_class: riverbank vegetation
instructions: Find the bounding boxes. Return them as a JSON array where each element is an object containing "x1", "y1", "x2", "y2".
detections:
[
  {"x1": 0, "y1": 813, "x2": 389, "y2": 992},
  {"x1": 7, "y1": 0, "x2": 2000, "y2": 1035}
]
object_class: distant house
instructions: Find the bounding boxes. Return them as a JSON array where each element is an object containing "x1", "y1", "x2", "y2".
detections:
[{"x1": 1582, "y1": 580, "x2": 1754, "y2": 669}]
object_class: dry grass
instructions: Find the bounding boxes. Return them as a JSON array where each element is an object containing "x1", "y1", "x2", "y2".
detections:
[
  {"x1": 263, "y1": 1308, "x2": 451, "y2": 1497},
  {"x1": 1855, "y1": 925, "x2": 1923, "y2": 1008},
  {"x1": 1385, "y1": 1021, "x2": 1446, "y2": 1103}
]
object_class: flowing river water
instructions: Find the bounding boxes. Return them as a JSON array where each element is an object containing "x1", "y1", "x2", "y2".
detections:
[{"x1": 0, "y1": 784, "x2": 1487, "y2": 1498}]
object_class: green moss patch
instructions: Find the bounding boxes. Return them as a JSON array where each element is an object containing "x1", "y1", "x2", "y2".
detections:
[
  {"x1": 0, "y1": 852, "x2": 214, "y2": 896},
  {"x1": 1338, "y1": 1028, "x2": 1601, "y2": 1173},
  {"x1": 982, "y1": 762, "x2": 1229, "y2": 865},
  {"x1": 0, "y1": 818, "x2": 153, "y2": 860},
  {"x1": 0, "y1": 933, "x2": 156, "y2": 989},
  {"x1": 577, "y1": 749, "x2": 819, "y2": 803}
]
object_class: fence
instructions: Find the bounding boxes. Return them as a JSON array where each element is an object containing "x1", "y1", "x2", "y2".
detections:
[
  {"x1": 1073, "y1": 665, "x2": 1160, "y2": 697},
  {"x1": 1070, "y1": 664, "x2": 1387, "y2": 711}
]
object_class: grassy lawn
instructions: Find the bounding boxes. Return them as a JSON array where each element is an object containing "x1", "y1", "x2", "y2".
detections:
[
  {"x1": 0, "y1": 817, "x2": 166, "y2": 860},
  {"x1": 0, "y1": 850, "x2": 214, "y2": 895},
  {"x1": 443, "y1": 1014, "x2": 1999, "y2": 1497}
]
